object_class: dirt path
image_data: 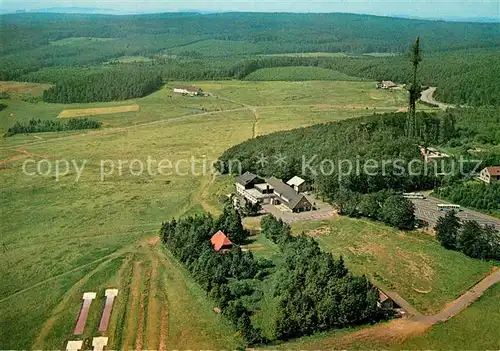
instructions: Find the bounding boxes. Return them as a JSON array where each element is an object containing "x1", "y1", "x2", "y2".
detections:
[
  {"x1": 420, "y1": 87, "x2": 455, "y2": 110},
  {"x1": 159, "y1": 306, "x2": 168, "y2": 351},
  {"x1": 250, "y1": 107, "x2": 259, "y2": 138},
  {"x1": 135, "y1": 264, "x2": 149, "y2": 351},
  {"x1": 145, "y1": 256, "x2": 161, "y2": 349},
  {"x1": 414, "y1": 269, "x2": 500, "y2": 324},
  {"x1": 0, "y1": 248, "x2": 129, "y2": 304},
  {"x1": 122, "y1": 261, "x2": 142, "y2": 351}
]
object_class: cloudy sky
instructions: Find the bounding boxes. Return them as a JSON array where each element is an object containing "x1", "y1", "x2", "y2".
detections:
[{"x1": 2, "y1": 0, "x2": 499, "y2": 19}]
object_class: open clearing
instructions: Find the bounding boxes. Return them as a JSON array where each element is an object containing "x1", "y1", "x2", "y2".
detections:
[
  {"x1": 0, "y1": 81, "x2": 52, "y2": 97},
  {"x1": 0, "y1": 79, "x2": 475, "y2": 349},
  {"x1": 291, "y1": 217, "x2": 495, "y2": 314},
  {"x1": 58, "y1": 104, "x2": 141, "y2": 118}
]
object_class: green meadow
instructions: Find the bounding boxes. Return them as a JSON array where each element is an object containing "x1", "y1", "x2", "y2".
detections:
[{"x1": 0, "y1": 79, "x2": 492, "y2": 349}]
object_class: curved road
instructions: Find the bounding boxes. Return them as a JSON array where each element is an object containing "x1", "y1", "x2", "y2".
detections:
[{"x1": 420, "y1": 87, "x2": 455, "y2": 110}]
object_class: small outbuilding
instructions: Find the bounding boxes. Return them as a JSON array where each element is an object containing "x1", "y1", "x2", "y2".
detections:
[
  {"x1": 286, "y1": 176, "x2": 307, "y2": 193},
  {"x1": 210, "y1": 230, "x2": 233, "y2": 253}
]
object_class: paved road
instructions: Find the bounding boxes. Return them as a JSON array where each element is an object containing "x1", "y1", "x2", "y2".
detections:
[
  {"x1": 411, "y1": 196, "x2": 500, "y2": 231},
  {"x1": 420, "y1": 87, "x2": 455, "y2": 110}
]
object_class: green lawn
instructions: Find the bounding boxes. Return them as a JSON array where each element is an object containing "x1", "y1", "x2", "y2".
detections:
[{"x1": 292, "y1": 217, "x2": 495, "y2": 314}]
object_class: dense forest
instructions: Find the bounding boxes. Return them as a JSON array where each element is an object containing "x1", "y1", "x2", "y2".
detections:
[
  {"x1": 160, "y1": 206, "x2": 381, "y2": 345},
  {"x1": 217, "y1": 108, "x2": 500, "y2": 220},
  {"x1": 1, "y1": 12, "x2": 499, "y2": 105},
  {"x1": 4, "y1": 118, "x2": 102, "y2": 137},
  {"x1": 41, "y1": 68, "x2": 163, "y2": 103},
  {"x1": 435, "y1": 183, "x2": 500, "y2": 212}
]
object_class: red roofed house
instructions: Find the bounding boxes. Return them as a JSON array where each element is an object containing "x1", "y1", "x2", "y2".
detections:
[
  {"x1": 211, "y1": 230, "x2": 233, "y2": 253},
  {"x1": 479, "y1": 166, "x2": 500, "y2": 184}
]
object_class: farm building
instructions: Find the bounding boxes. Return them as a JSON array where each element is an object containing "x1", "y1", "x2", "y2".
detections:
[
  {"x1": 376, "y1": 81, "x2": 397, "y2": 89},
  {"x1": 173, "y1": 86, "x2": 203, "y2": 96},
  {"x1": 286, "y1": 176, "x2": 308, "y2": 193},
  {"x1": 234, "y1": 172, "x2": 312, "y2": 211},
  {"x1": 420, "y1": 146, "x2": 450, "y2": 162},
  {"x1": 479, "y1": 166, "x2": 500, "y2": 184},
  {"x1": 211, "y1": 230, "x2": 233, "y2": 253},
  {"x1": 267, "y1": 177, "x2": 312, "y2": 212},
  {"x1": 378, "y1": 290, "x2": 401, "y2": 310},
  {"x1": 235, "y1": 172, "x2": 268, "y2": 204}
]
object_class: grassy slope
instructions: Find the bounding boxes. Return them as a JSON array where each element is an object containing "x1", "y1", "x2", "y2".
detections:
[
  {"x1": 244, "y1": 66, "x2": 363, "y2": 81},
  {"x1": 292, "y1": 217, "x2": 494, "y2": 314},
  {"x1": 0, "y1": 79, "x2": 459, "y2": 349}
]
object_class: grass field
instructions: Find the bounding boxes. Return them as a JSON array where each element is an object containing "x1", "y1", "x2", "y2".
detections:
[
  {"x1": 58, "y1": 104, "x2": 141, "y2": 118},
  {"x1": 0, "y1": 79, "x2": 471, "y2": 349},
  {"x1": 244, "y1": 67, "x2": 363, "y2": 81},
  {"x1": 105, "y1": 56, "x2": 153, "y2": 64},
  {"x1": 291, "y1": 217, "x2": 495, "y2": 314},
  {"x1": 402, "y1": 283, "x2": 500, "y2": 349},
  {"x1": 0, "y1": 81, "x2": 52, "y2": 98},
  {"x1": 49, "y1": 37, "x2": 115, "y2": 46}
]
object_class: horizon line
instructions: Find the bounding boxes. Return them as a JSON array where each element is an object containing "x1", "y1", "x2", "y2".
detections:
[{"x1": 1, "y1": 8, "x2": 499, "y2": 23}]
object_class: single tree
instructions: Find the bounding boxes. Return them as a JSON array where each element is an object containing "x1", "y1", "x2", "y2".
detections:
[
  {"x1": 434, "y1": 210, "x2": 461, "y2": 249},
  {"x1": 382, "y1": 195, "x2": 416, "y2": 230},
  {"x1": 407, "y1": 37, "x2": 422, "y2": 138}
]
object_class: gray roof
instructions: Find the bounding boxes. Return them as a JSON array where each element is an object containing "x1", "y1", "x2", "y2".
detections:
[
  {"x1": 268, "y1": 177, "x2": 311, "y2": 209},
  {"x1": 236, "y1": 172, "x2": 259, "y2": 186}
]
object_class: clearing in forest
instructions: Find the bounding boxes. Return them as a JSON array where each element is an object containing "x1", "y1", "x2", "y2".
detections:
[
  {"x1": 57, "y1": 104, "x2": 140, "y2": 118},
  {"x1": 0, "y1": 81, "x2": 52, "y2": 97}
]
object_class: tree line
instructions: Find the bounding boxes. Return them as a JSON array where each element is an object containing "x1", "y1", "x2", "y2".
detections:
[
  {"x1": 4, "y1": 118, "x2": 102, "y2": 137},
  {"x1": 435, "y1": 211, "x2": 500, "y2": 260}
]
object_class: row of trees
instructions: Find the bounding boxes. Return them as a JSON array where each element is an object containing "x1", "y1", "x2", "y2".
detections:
[
  {"x1": 435, "y1": 183, "x2": 500, "y2": 213},
  {"x1": 435, "y1": 211, "x2": 500, "y2": 260},
  {"x1": 337, "y1": 190, "x2": 416, "y2": 230},
  {"x1": 4, "y1": 118, "x2": 101, "y2": 137},
  {"x1": 260, "y1": 215, "x2": 381, "y2": 340}
]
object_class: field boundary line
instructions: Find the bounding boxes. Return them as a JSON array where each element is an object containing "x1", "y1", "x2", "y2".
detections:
[
  {"x1": 0, "y1": 248, "x2": 129, "y2": 303},
  {"x1": 0, "y1": 107, "x2": 248, "y2": 150}
]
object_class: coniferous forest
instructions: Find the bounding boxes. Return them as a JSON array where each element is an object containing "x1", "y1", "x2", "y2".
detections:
[{"x1": 1, "y1": 12, "x2": 499, "y2": 105}]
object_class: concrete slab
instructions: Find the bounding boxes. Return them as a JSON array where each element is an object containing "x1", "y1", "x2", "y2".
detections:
[
  {"x1": 105, "y1": 289, "x2": 118, "y2": 297},
  {"x1": 92, "y1": 336, "x2": 109, "y2": 351},
  {"x1": 74, "y1": 292, "x2": 97, "y2": 335},
  {"x1": 66, "y1": 340, "x2": 83, "y2": 351},
  {"x1": 83, "y1": 292, "x2": 97, "y2": 300},
  {"x1": 99, "y1": 289, "x2": 119, "y2": 332}
]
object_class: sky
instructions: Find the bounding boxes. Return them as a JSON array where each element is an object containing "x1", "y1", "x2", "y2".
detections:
[{"x1": 1, "y1": 0, "x2": 499, "y2": 19}]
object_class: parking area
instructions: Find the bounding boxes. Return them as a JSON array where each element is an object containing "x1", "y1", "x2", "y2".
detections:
[
  {"x1": 262, "y1": 193, "x2": 336, "y2": 224},
  {"x1": 411, "y1": 196, "x2": 500, "y2": 230}
]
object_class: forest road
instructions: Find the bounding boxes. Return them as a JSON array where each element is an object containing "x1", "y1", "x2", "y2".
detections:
[{"x1": 420, "y1": 87, "x2": 455, "y2": 110}]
